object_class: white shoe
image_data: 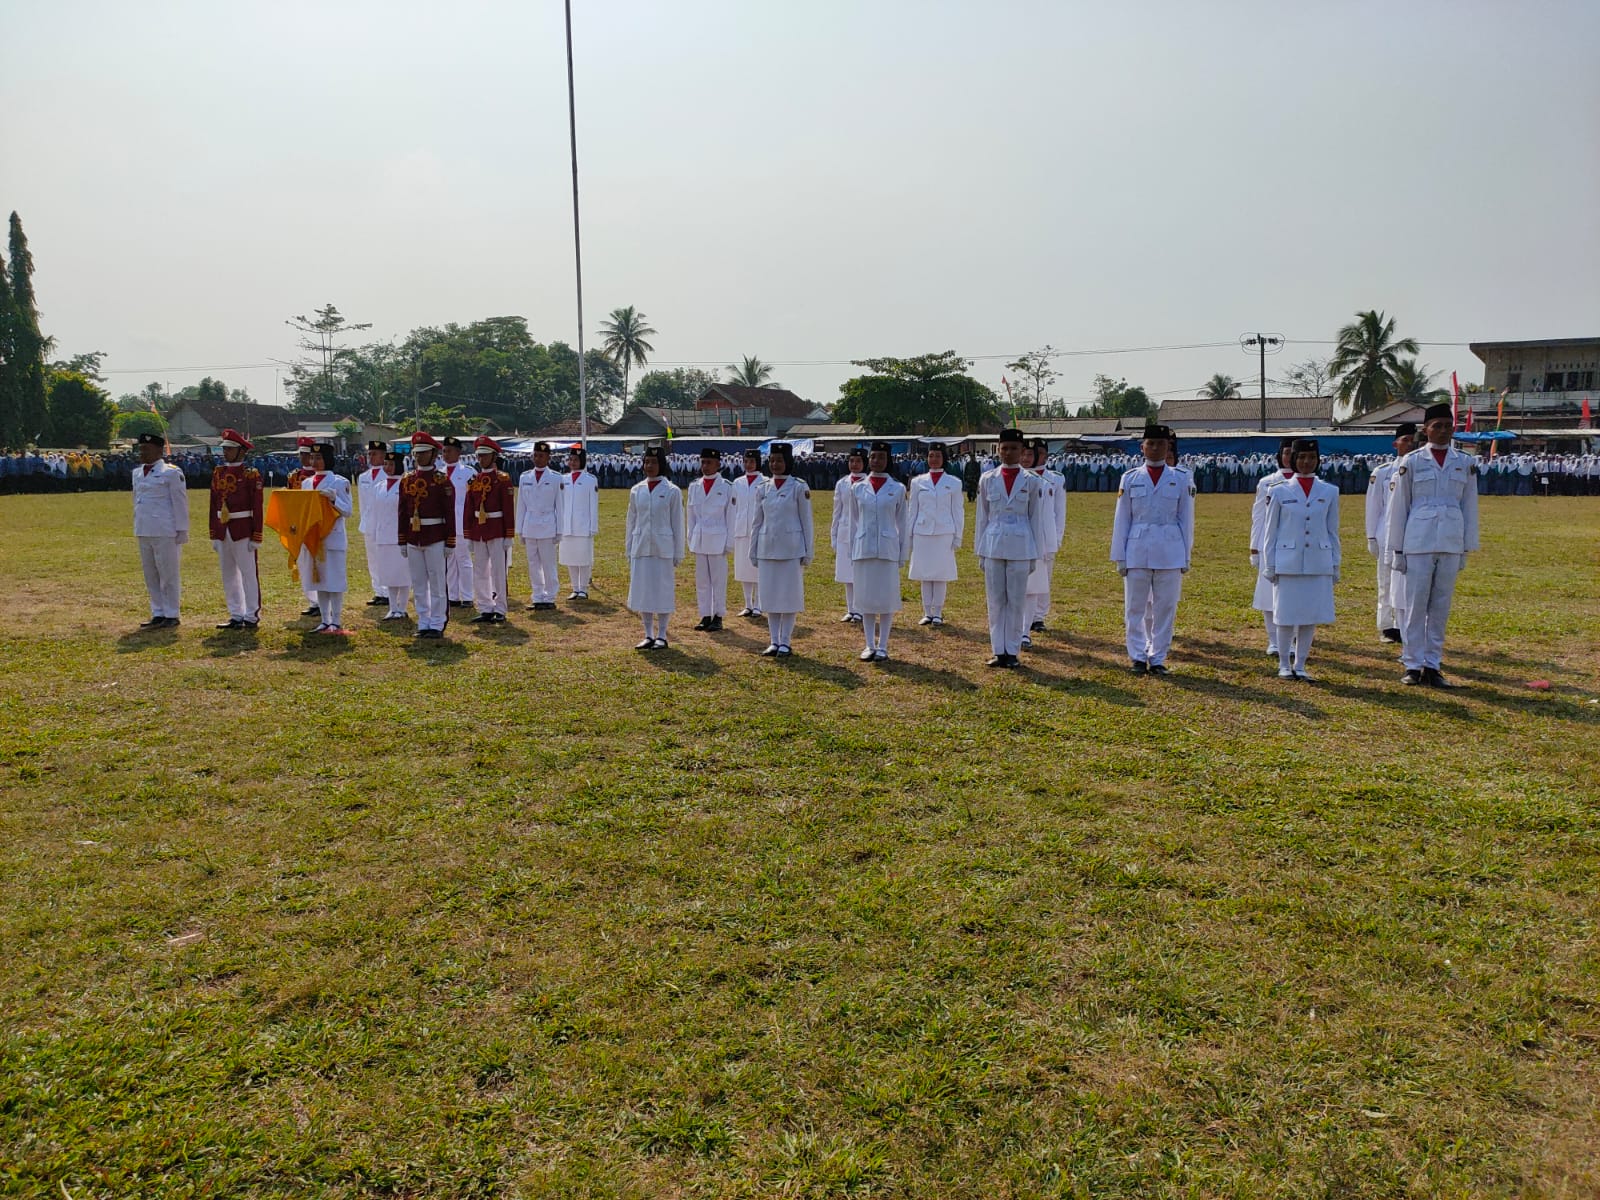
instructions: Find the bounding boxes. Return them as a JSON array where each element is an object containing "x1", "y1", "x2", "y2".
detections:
[
  {"x1": 859, "y1": 648, "x2": 876, "y2": 661},
  {"x1": 1294, "y1": 669, "x2": 1315, "y2": 682},
  {"x1": 917, "y1": 615, "x2": 934, "y2": 626},
  {"x1": 1277, "y1": 666, "x2": 1294, "y2": 679}
]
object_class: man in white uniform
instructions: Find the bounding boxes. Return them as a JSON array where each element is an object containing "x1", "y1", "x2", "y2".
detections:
[
  {"x1": 1023, "y1": 439, "x2": 1067, "y2": 642},
  {"x1": 1111, "y1": 424, "x2": 1194, "y2": 676},
  {"x1": 516, "y1": 441, "x2": 563, "y2": 610},
  {"x1": 440, "y1": 436, "x2": 477, "y2": 608},
  {"x1": 131, "y1": 432, "x2": 189, "y2": 629},
  {"x1": 356, "y1": 440, "x2": 389, "y2": 607},
  {"x1": 1364, "y1": 421, "x2": 1415, "y2": 644},
  {"x1": 1386, "y1": 403, "x2": 1480, "y2": 688},
  {"x1": 973, "y1": 428, "x2": 1047, "y2": 669},
  {"x1": 686, "y1": 445, "x2": 734, "y2": 631}
]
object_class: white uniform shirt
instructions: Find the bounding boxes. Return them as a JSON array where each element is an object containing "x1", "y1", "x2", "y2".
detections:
[
  {"x1": 974, "y1": 467, "x2": 1046, "y2": 561},
  {"x1": 685, "y1": 474, "x2": 734, "y2": 555},
  {"x1": 356, "y1": 465, "x2": 384, "y2": 534},
  {"x1": 516, "y1": 467, "x2": 564, "y2": 540},
  {"x1": 845, "y1": 474, "x2": 911, "y2": 563},
  {"x1": 131, "y1": 459, "x2": 190, "y2": 537},
  {"x1": 749, "y1": 476, "x2": 814, "y2": 563},
  {"x1": 446, "y1": 460, "x2": 477, "y2": 539},
  {"x1": 1365, "y1": 460, "x2": 1398, "y2": 546},
  {"x1": 624, "y1": 478, "x2": 686, "y2": 561},
  {"x1": 1386, "y1": 445, "x2": 1481, "y2": 558},
  {"x1": 301, "y1": 471, "x2": 354, "y2": 550},
  {"x1": 1263, "y1": 476, "x2": 1341, "y2": 577},
  {"x1": 1250, "y1": 470, "x2": 1295, "y2": 553},
  {"x1": 558, "y1": 470, "x2": 600, "y2": 538},
  {"x1": 1110, "y1": 464, "x2": 1194, "y2": 570},
  {"x1": 731, "y1": 472, "x2": 764, "y2": 538},
  {"x1": 367, "y1": 474, "x2": 403, "y2": 546},
  {"x1": 830, "y1": 473, "x2": 863, "y2": 555},
  {"x1": 907, "y1": 470, "x2": 964, "y2": 546}
]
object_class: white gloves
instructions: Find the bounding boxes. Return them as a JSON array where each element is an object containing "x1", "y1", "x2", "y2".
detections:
[
  {"x1": 175, "y1": 532, "x2": 188, "y2": 545},
  {"x1": 400, "y1": 545, "x2": 409, "y2": 558},
  {"x1": 1116, "y1": 564, "x2": 1129, "y2": 577},
  {"x1": 211, "y1": 539, "x2": 223, "y2": 553},
  {"x1": 1367, "y1": 538, "x2": 1379, "y2": 556},
  {"x1": 1392, "y1": 553, "x2": 1406, "y2": 575},
  {"x1": 1264, "y1": 569, "x2": 1278, "y2": 584},
  {"x1": 1249, "y1": 550, "x2": 1259, "y2": 568}
]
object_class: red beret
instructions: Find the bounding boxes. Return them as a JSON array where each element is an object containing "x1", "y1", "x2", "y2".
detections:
[
  {"x1": 474, "y1": 435, "x2": 502, "y2": 453},
  {"x1": 219, "y1": 428, "x2": 253, "y2": 451},
  {"x1": 411, "y1": 431, "x2": 442, "y2": 451}
]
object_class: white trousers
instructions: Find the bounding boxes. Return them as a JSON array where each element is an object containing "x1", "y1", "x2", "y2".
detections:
[
  {"x1": 694, "y1": 552, "x2": 728, "y2": 617},
  {"x1": 920, "y1": 580, "x2": 947, "y2": 617},
  {"x1": 1124, "y1": 567, "x2": 1182, "y2": 666},
  {"x1": 566, "y1": 563, "x2": 592, "y2": 594},
  {"x1": 408, "y1": 542, "x2": 450, "y2": 631},
  {"x1": 316, "y1": 590, "x2": 345, "y2": 627},
  {"x1": 523, "y1": 537, "x2": 559, "y2": 603},
  {"x1": 982, "y1": 558, "x2": 1030, "y2": 656},
  {"x1": 365, "y1": 536, "x2": 383, "y2": 596},
  {"x1": 470, "y1": 538, "x2": 509, "y2": 615},
  {"x1": 138, "y1": 536, "x2": 183, "y2": 618},
  {"x1": 386, "y1": 586, "x2": 410, "y2": 617},
  {"x1": 214, "y1": 533, "x2": 259, "y2": 621},
  {"x1": 446, "y1": 539, "x2": 472, "y2": 601},
  {"x1": 1375, "y1": 555, "x2": 1398, "y2": 631},
  {"x1": 1400, "y1": 553, "x2": 1462, "y2": 670}
]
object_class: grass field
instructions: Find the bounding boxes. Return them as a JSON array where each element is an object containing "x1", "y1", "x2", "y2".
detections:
[{"x1": 2, "y1": 488, "x2": 1597, "y2": 1199}]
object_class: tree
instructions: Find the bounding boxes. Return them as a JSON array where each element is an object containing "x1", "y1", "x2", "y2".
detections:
[
  {"x1": 417, "y1": 402, "x2": 470, "y2": 437},
  {"x1": 599, "y1": 306, "x2": 656, "y2": 403},
  {"x1": 1004, "y1": 346, "x2": 1063, "y2": 418},
  {"x1": 1281, "y1": 356, "x2": 1335, "y2": 398},
  {"x1": 195, "y1": 377, "x2": 229, "y2": 406},
  {"x1": 1079, "y1": 375, "x2": 1155, "y2": 420},
  {"x1": 726, "y1": 355, "x2": 778, "y2": 388},
  {"x1": 631, "y1": 367, "x2": 719, "y2": 415},
  {"x1": 1198, "y1": 373, "x2": 1240, "y2": 400},
  {"x1": 7, "y1": 213, "x2": 49, "y2": 447},
  {"x1": 48, "y1": 351, "x2": 106, "y2": 382},
  {"x1": 833, "y1": 351, "x2": 1000, "y2": 433},
  {"x1": 1328, "y1": 310, "x2": 1419, "y2": 416},
  {"x1": 286, "y1": 304, "x2": 372, "y2": 414},
  {"x1": 1392, "y1": 358, "x2": 1447, "y2": 402},
  {"x1": 0, "y1": 241, "x2": 17, "y2": 449},
  {"x1": 45, "y1": 370, "x2": 115, "y2": 448},
  {"x1": 114, "y1": 409, "x2": 166, "y2": 440}
]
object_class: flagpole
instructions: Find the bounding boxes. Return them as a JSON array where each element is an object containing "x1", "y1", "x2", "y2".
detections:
[{"x1": 564, "y1": 0, "x2": 588, "y2": 449}]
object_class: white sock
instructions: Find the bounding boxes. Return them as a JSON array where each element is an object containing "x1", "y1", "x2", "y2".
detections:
[
  {"x1": 389, "y1": 586, "x2": 409, "y2": 615},
  {"x1": 844, "y1": 582, "x2": 855, "y2": 614},
  {"x1": 1294, "y1": 625, "x2": 1315, "y2": 671},
  {"x1": 1277, "y1": 625, "x2": 1295, "y2": 671},
  {"x1": 655, "y1": 614, "x2": 669, "y2": 640},
  {"x1": 766, "y1": 614, "x2": 781, "y2": 645},
  {"x1": 641, "y1": 614, "x2": 653, "y2": 639},
  {"x1": 877, "y1": 613, "x2": 893, "y2": 651}
]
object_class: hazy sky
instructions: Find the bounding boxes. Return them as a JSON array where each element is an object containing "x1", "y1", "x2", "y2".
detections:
[{"x1": 5, "y1": 0, "x2": 1598, "y2": 414}]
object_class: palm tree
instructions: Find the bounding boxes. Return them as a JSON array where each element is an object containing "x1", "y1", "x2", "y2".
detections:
[
  {"x1": 1198, "y1": 373, "x2": 1241, "y2": 400},
  {"x1": 1392, "y1": 357, "x2": 1447, "y2": 402},
  {"x1": 1329, "y1": 310, "x2": 1419, "y2": 416},
  {"x1": 599, "y1": 306, "x2": 657, "y2": 402},
  {"x1": 727, "y1": 355, "x2": 779, "y2": 388}
]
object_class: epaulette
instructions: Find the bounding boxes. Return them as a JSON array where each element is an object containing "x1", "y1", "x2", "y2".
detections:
[{"x1": 1397, "y1": 466, "x2": 1407, "y2": 476}]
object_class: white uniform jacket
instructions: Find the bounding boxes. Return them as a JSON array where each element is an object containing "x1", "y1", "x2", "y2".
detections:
[
  {"x1": 1110, "y1": 464, "x2": 1194, "y2": 570},
  {"x1": 1263, "y1": 477, "x2": 1341, "y2": 578},
  {"x1": 907, "y1": 470, "x2": 964, "y2": 547},
  {"x1": 445, "y1": 461, "x2": 477, "y2": 536},
  {"x1": 973, "y1": 467, "x2": 1046, "y2": 561},
  {"x1": 558, "y1": 470, "x2": 600, "y2": 538},
  {"x1": 516, "y1": 467, "x2": 564, "y2": 540},
  {"x1": 731, "y1": 473, "x2": 764, "y2": 538},
  {"x1": 625, "y1": 478, "x2": 686, "y2": 562},
  {"x1": 1386, "y1": 446, "x2": 1481, "y2": 560},
  {"x1": 830, "y1": 474, "x2": 861, "y2": 554},
  {"x1": 1250, "y1": 470, "x2": 1295, "y2": 552},
  {"x1": 845, "y1": 475, "x2": 911, "y2": 563},
  {"x1": 685, "y1": 475, "x2": 734, "y2": 555},
  {"x1": 132, "y1": 460, "x2": 190, "y2": 537},
  {"x1": 366, "y1": 474, "x2": 403, "y2": 545},
  {"x1": 749, "y1": 477, "x2": 814, "y2": 563},
  {"x1": 356, "y1": 465, "x2": 385, "y2": 534},
  {"x1": 302, "y1": 471, "x2": 354, "y2": 550},
  {"x1": 1032, "y1": 467, "x2": 1067, "y2": 552},
  {"x1": 1365, "y1": 460, "x2": 1398, "y2": 544}
]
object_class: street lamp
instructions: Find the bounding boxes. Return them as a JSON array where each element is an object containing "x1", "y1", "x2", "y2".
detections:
[{"x1": 415, "y1": 380, "x2": 442, "y2": 426}]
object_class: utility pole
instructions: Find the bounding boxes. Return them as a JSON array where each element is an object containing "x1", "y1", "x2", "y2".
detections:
[
  {"x1": 416, "y1": 380, "x2": 442, "y2": 426},
  {"x1": 1240, "y1": 333, "x2": 1284, "y2": 432},
  {"x1": 564, "y1": 0, "x2": 588, "y2": 448}
]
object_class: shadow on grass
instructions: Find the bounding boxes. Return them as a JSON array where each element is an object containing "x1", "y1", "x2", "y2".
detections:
[
  {"x1": 272, "y1": 631, "x2": 359, "y2": 659},
  {"x1": 199, "y1": 631, "x2": 262, "y2": 657},
  {"x1": 566, "y1": 597, "x2": 621, "y2": 616},
  {"x1": 1020, "y1": 666, "x2": 1146, "y2": 707},
  {"x1": 115, "y1": 627, "x2": 179, "y2": 652},
  {"x1": 468, "y1": 621, "x2": 531, "y2": 645},
  {"x1": 648, "y1": 645, "x2": 722, "y2": 678},
  {"x1": 401, "y1": 638, "x2": 470, "y2": 664},
  {"x1": 1309, "y1": 676, "x2": 1476, "y2": 720},
  {"x1": 1161, "y1": 670, "x2": 1328, "y2": 719},
  {"x1": 771, "y1": 653, "x2": 865, "y2": 690},
  {"x1": 876, "y1": 658, "x2": 980, "y2": 693}
]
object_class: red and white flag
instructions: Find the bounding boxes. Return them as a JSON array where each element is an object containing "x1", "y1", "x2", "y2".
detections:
[
  {"x1": 1451, "y1": 372, "x2": 1460, "y2": 429},
  {"x1": 1583, "y1": 398, "x2": 1593, "y2": 429}
]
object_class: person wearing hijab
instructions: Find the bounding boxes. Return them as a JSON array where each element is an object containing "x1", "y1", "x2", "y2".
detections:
[
  {"x1": 748, "y1": 443, "x2": 814, "y2": 657},
  {"x1": 1261, "y1": 439, "x2": 1340, "y2": 680}
]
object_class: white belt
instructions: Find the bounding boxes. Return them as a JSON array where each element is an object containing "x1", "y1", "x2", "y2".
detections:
[
  {"x1": 218, "y1": 509, "x2": 253, "y2": 518},
  {"x1": 478, "y1": 511, "x2": 504, "y2": 518},
  {"x1": 419, "y1": 517, "x2": 445, "y2": 525}
]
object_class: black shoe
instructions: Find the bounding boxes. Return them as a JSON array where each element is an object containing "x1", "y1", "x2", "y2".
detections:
[
  {"x1": 695, "y1": 616, "x2": 713, "y2": 631},
  {"x1": 1380, "y1": 628, "x2": 1402, "y2": 644},
  {"x1": 491, "y1": 613, "x2": 507, "y2": 623},
  {"x1": 216, "y1": 618, "x2": 243, "y2": 630},
  {"x1": 138, "y1": 617, "x2": 163, "y2": 630},
  {"x1": 653, "y1": 638, "x2": 669, "y2": 650},
  {"x1": 1402, "y1": 669, "x2": 1423, "y2": 686},
  {"x1": 838, "y1": 612, "x2": 855, "y2": 623},
  {"x1": 737, "y1": 607, "x2": 754, "y2": 617},
  {"x1": 776, "y1": 645, "x2": 793, "y2": 657},
  {"x1": 1130, "y1": 660, "x2": 1149, "y2": 675},
  {"x1": 160, "y1": 617, "x2": 180, "y2": 628},
  {"x1": 1001, "y1": 654, "x2": 1021, "y2": 668},
  {"x1": 1423, "y1": 667, "x2": 1456, "y2": 689},
  {"x1": 423, "y1": 628, "x2": 444, "y2": 639},
  {"x1": 636, "y1": 638, "x2": 655, "y2": 650},
  {"x1": 470, "y1": 613, "x2": 494, "y2": 623},
  {"x1": 918, "y1": 615, "x2": 934, "y2": 626},
  {"x1": 760, "y1": 644, "x2": 779, "y2": 657},
  {"x1": 382, "y1": 613, "x2": 408, "y2": 622},
  {"x1": 709, "y1": 615, "x2": 723, "y2": 631},
  {"x1": 302, "y1": 606, "x2": 321, "y2": 617},
  {"x1": 241, "y1": 620, "x2": 258, "y2": 631},
  {"x1": 366, "y1": 596, "x2": 388, "y2": 607},
  {"x1": 1029, "y1": 620, "x2": 1046, "y2": 633},
  {"x1": 986, "y1": 654, "x2": 1007, "y2": 668},
  {"x1": 1149, "y1": 664, "x2": 1170, "y2": 677},
  {"x1": 526, "y1": 603, "x2": 540, "y2": 611}
]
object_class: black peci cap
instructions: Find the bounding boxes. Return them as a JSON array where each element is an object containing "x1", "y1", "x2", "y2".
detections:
[
  {"x1": 1423, "y1": 403, "x2": 1452, "y2": 424},
  {"x1": 135, "y1": 432, "x2": 164, "y2": 447},
  {"x1": 1142, "y1": 424, "x2": 1174, "y2": 441},
  {"x1": 1395, "y1": 422, "x2": 1417, "y2": 438}
]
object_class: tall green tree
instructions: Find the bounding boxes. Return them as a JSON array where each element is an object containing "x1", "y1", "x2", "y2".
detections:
[
  {"x1": 833, "y1": 352, "x2": 1000, "y2": 433},
  {"x1": 1392, "y1": 358, "x2": 1447, "y2": 402},
  {"x1": 599, "y1": 306, "x2": 656, "y2": 403},
  {"x1": 1004, "y1": 347, "x2": 1063, "y2": 417},
  {"x1": 45, "y1": 370, "x2": 115, "y2": 448},
  {"x1": 114, "y1": 409, "x2": 166, "y2": 440},
  {"x1": 8, "y1": 213, "x2": 49, "y2": 446},
  {"x1": 726, "y1": 355, "x2": 777, "y2": 388},
  {"x1": 1329, "y1": 309, "x2": 1419, "y2": 416},
  {"x1": 1079, "y1": 375, "x2": 1155, "y2": 420},
  {"x1": 0, "y1": 241, "x2": 18, "y2": 449},
  {"x1": 1198, "y1": 373, "x2": 1240, "y2": 400},
  {"x1": 631, "y1": 367, "x2": 719, "y2": 414}
]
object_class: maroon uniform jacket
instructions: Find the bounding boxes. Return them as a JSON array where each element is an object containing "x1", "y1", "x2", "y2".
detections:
[
  {"x1": 463, "y1": 469, "x2": 514, "y2": 541},
  {"x1": 209, "y1": 463, "x2": 264, "y2": 542},
  {"x1": 397, "y1": 468, "x2": 456, "y2": 548}
]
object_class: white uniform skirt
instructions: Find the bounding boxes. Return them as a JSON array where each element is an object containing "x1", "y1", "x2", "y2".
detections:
[
  {"x1": 757, "y1": 558, "x2": 805, "y2": 614},
  {"x1": 311, "y1": 548, "x2": 348, "y2": 593},
  {"x1": 833, "y1": 548, "x2": 855, "y2": 584},
  {"x1": 732, "y1": 534, "x2": 759, "y2": 583},
  {"x1": 1251, "y1": 569, "x2": 1276, "y2": 611},
  {"x1": 370, "y1": 542, "x2": 410, "y2": 589},
  {"x1": 627, "y1": 555, "x2": 677, "y2": 614},
  {"x1": 908, "y1": 533, "x2": 958, "y2": 582},
  {"x1": 1270, "y1": 574, "x2": 1335, "y2": 625},
  {"x1": 852, "y1": 558, "x2": 902, "y2": 613},
  {"x1": 559, "y1": 535, "x2": 594, "y2": 567},
  {"x1": 1026, "y1": 552, "x2": 1055, "y2": 596}
]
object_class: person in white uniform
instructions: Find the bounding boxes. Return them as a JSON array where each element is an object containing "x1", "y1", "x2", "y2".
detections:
[
  {"x1": 1023, "y1": 439, "x2": 1067, "y2": 643},
  {"x1": 558, "y1": 447, "x2": 600, "y2": 599},
  {"x1": 973, "y1": 427, "x2": 1047, "y2": 669},
  {"x1": 356, "y1": 440, "x2": 390, "y2": 607},
  {"x1": 685, "y1": 445, "x2": 734, "y2": 632},
  {"x1": 730, "y1": 447, "x2": 764, "y2": 617},
  {"x1": 130, "y1": 432, "x2": 189, "y2": 629},
  {"x1": 625, "y1": 445, "x2": 686, "y2": 649},
  {"x1": 844, "y1": 442, "x2": 911, "y2": 662},
  {"x1": 288, "y1": 439, "x2": 320, "y2": 617},
  {"x1": 1249, "y1": 438, "x2": 1297, "y2": 656},
  {"x1": 1110, "y1": 424, "x2": 1194, "y2": 675},
  {"x1": 464, "y1": 436, "x2": 515, "y2": 624},
  {"x1": 1261, "y1": 439, "x2": 1341, "y2": 681},
  {"x1": 301, "y1": 442, "x2": 354, "y2": 633},
  {"x1": 1364, "y1": 422, "x2": 1416, "y2": 644},
  {"x1": 365, "y1": 450, "x2": 412, "y2": 620},
  {"x1": 748, "y1": 442, "x2": 814, "y2": 657},
  {"x1": 906, "y1": 442, "x2": 963, "y2": 627},
  {"x1": 397, "y1": 431, "x2": 456, "y2": 638},
  {"x1": 515, "y1": 440, "x2": 563, "y2": 610},
  {"x1": 1145, "y1": 436, "x2": 1194, "y2": 638},
  {"x1": 1386, "y1": 403, "x2": 1480, "y2": 688},
  {"x1": 830, "y1": 446, "x2": 867, "y2": 625},
  {"x1": 440, "y1": 436, "x2": 477, "y2": 608}
]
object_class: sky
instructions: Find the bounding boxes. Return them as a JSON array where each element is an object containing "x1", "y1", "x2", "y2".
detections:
[{"x1": 4, "y1": 0, "x2": 1598, "y2": 416}]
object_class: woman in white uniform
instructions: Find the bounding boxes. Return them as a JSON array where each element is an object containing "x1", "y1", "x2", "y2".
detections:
[
  {"x1": 748, "y1": 442, "x2": 814, "y2": 657},
  {"x1": 301, "y1": 442, "x2": 354, "y2": 633},
  {"x1": 624, "y1": 445, "x2": 685, "y2": 649},
  {"x1": 907, "y1": 443, "x2": 963, "y2": 626},
  {"x1": 366, "y1": 450, "x2": 412, "y2": 620},
  {"x1": 829, "y1": 446, "x2": 866, "y2": 624},
  {"x1": 730, "y1": 448, "x2": 764, "y2": 616},
  {"x1": 845, "y1": 442, "x2": 910, "y2": 661},
  {"x1": 1262, "y1": 438, "x2": 1341, "y2": 681},
  {"x1": 1249, "y1": 438, "x2": 1297, "y2": 656},
  {"x1": 558, "y1": 447, "x2": 600, "y2": 598}
]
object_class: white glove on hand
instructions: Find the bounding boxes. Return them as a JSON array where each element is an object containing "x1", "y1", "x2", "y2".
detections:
[
  {"x1": 1264, "y1": 569, "x2": 1278, "y2": 584},
  {"x1": 1181, "y1": 566, "x2": 1189, "y2": 574},
  {"x1": 400, "y1": 545, "x2": 409, "y2": 558},
  {"x1": 211, "y1": 540, "x2": 223, "y2": 554},
  {"x1": 1116, "y1": 564, "x2": 1129, "y2": 578},
  {"x1": 1249, "y1": 550, "x2": 1259, "y2": 567},
  {"x1": 175, "y1": 532, "x2": 188, "y2": 546},
  {"x1": 1367, "y1": 538, "x2": 1379, "y2": 556},
  {"x1": 1392, "y1": 553, "x2": 1406, "y2": 575}
]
